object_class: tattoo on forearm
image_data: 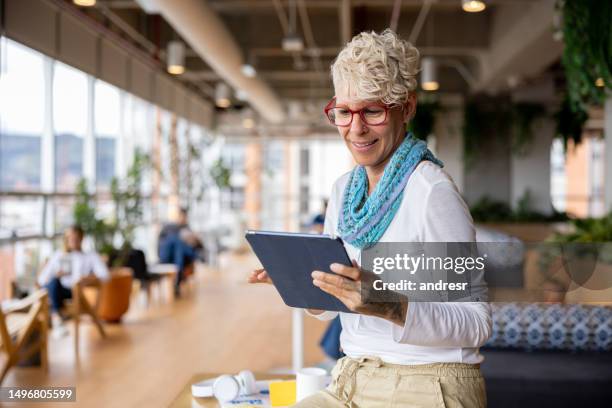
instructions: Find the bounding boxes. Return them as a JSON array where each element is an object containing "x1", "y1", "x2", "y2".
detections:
[
  {"x1": 356, "y1": 269, "x2": 408, "y2": 325},
  {"x1": 386, "y1": 300, "x2": 408, "y2": 325},
  {"x1": 363, "y1": 291, "x2": 408, "y2": 325}
]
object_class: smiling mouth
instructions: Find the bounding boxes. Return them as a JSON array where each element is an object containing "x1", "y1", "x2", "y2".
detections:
[{"x1": 351, "y1": 139, "x2": 379, "y2": 148}]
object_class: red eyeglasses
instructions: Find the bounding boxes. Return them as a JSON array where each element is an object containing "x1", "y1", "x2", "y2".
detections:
[{"x1": 324, "y1": 97, "x2": 393, "y2": 127}]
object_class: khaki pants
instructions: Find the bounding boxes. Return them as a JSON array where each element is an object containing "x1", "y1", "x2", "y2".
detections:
[{"x1": 292, "y1": 356, "x2": 486, "y2": 408}]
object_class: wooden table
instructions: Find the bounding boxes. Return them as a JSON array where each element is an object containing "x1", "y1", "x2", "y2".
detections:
[{"x1": 169, "y1": 373, "x2": 294, "y2": 408}]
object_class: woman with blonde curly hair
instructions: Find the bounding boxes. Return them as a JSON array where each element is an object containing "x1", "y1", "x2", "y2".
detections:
[{"x1": 250, "y1": 29, "x2": 490, "y2": 407}]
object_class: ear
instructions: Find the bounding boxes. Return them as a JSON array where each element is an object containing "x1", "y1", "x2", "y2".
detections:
[{"x1": 403, "y1": 93, "x2": 417, "y2": 122}]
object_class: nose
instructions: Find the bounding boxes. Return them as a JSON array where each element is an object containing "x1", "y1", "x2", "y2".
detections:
[{"x1": 349, "y1": 111, "x2": 367, "y2": 134}]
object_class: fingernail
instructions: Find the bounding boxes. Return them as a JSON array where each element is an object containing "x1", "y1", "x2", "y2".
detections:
[
  {"x1": 312, "y1": 271, "x2": 320, "y2": 278},
  {"x1": 330, "y1": 263, "x2": 340, "y2": 271}
]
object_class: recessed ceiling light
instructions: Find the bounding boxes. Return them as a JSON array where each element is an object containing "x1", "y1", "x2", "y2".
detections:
[
  {"x1": 462, "y1": 0, "x2": 486, "y2": 13},
  {"x1": 215, "y1": 83, "x2": 232, "y2": 108},
  {"x1": 421, "y1": 57, "x2": 439, "y2": 91},
  {"x1": 73, "y1": 0, "x2": 96, "y2": 6},
  {"x1": 166, "y1": 41, "x2": 185, "y2": 75},
  {"x1": 243, "y1": 118, "x2": 255, "y2": 129},
  {"x1": 282, "y1": 34, "x2": 304, "y2": 53}
]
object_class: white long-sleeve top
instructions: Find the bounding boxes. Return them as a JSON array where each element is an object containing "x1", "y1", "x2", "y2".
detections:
[
  {"x1": 309, "y1": 160, "x2": 492, "y2": 365},
  {"x1": 38, "y1": 250, "x2": 110, "y2": 288}
]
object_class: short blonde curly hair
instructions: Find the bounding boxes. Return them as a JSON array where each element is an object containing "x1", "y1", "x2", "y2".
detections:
[{"x1": 331, "y1": 29, "x2": 420, "y2": 107}]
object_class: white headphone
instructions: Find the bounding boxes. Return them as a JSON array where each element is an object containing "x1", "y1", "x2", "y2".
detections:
[{"x1": 191, "y1": 370, "x2": 268, "y2": 402}]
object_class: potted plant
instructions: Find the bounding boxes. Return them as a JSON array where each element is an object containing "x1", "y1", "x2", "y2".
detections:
[{"x1": 72, "y1": 149, "x2": 150, "y2": 322}]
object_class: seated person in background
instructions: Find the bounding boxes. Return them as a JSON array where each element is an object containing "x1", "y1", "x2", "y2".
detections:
[
  {"x1": 37, "y1": 225, "x2": 109, "y2": 337},
  {"x1": 158, "y1": 207, "x2": 202, "y2": 297}
]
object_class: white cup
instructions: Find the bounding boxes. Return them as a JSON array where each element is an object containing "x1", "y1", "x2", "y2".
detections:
[{"x1": 296, "y1": 367, "x2": 328, "y2": 401}]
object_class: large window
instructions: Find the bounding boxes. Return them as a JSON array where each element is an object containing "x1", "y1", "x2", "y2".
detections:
[
  {"x1": 158, "y1": 108, "x2": 172, "y2": 196},
  {"x1": 0, "y1": 36, "x2": 217, "y2": 297},
  {"x1": 0, "y1": 197, "x2": 44, "y2": 239},
  {"x1": 54, "y1": 62, "x2": 87, "y2": 191},
  {"x1": 129, "y1": 95, "x2": 154, "y2": 194},
  {"x1": 95, "y1": 80, "x2": 120, "y2": 187},
  {"x1": 0, "y1": 37, "x2": 45, "y2": 191}
]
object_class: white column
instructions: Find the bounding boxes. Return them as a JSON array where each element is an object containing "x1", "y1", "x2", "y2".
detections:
[
  {"x1": 434, "y1": 97, "x2": 465, "y2": 193},
  {"x1": 510, "y1": 119, "x2": 555, "y2": 214},
  {"x1": 292, "y1": 308, "x2": 304, "y2": 372},
  {"x1": 41, "y1": 57, "x2": 55, "y2": 243},
  {"x1": 285, "y1": 140, "x2": 301, "y2": 232},
  {"x1": 604, "y1": 96, "x2": 612, "y2": 213},
  {"x1": 41, "y1": 58, "x2": 55, "y2": 195},
  {"x1": 83, "y1": 76, "x2": 96, "y2": 190},
  {"x1": 116, "y1": 91, "x2": 128, "y2": 179}
]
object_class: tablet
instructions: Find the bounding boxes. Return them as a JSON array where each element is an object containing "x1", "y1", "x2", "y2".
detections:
[{"x1": 245, "y1": 230, "x2": 354, "y2": 313}]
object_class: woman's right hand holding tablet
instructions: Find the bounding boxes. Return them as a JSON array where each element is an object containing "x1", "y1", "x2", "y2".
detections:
[{"x1": 248, "y1": 268, "x2": 273, "y2": 284}]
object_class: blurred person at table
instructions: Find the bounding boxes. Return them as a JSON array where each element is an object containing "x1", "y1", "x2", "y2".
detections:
[
  {"x1": 37, "y1": 225, "x2": 109, "y2": 338},
  {"x1": 158, "y1": 207, "x2": 202, "y2": 297},
  {"x1": 249, "y1": 29, "x2": 490, "y2": 407}
]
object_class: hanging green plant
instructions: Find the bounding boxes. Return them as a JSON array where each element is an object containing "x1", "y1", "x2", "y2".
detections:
[
  {"x1": 408, "y1": 100, "x2": 440, "y2": 141},
  {"x1": 554, "y1": 93, "x2": 589, "y2": 149},
  {"x1": 560, "y1": 0, "x2": 612, "y2": 111},
  {"x1": 463, "y1": 97, "x2": 548, "y2": 164},
  {"x1": 462, "y1": 98, "x2": 513, "y2": 168},
  {"x1": 511, "y1": 103, "x2": 547, "y2": 155}
]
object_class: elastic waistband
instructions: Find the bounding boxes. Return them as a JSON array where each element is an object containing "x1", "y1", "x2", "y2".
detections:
[{"x1": 342, "y1": 356, "x2": 482, "y2": 378}]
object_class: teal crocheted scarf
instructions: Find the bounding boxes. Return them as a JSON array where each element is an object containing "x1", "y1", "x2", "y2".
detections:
[{"x1": 338, "y1": 133, "x2": 443, "y2": 249}]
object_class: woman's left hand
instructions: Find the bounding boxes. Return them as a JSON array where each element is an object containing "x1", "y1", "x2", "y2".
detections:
[{"x1": 312, "y1": 261, "x2": 409, "y2": 326}]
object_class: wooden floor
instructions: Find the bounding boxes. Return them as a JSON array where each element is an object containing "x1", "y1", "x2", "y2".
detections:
[{"x1": 2, "y1": 251, "x2": 329, "y2": 408}]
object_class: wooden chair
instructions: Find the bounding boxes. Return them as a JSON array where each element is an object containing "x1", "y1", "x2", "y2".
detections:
[
  {"x1": 97, "y1": 267, "x2": 133, "y2": 323},
  {"x1": 0, "y1": 290, "x2": 49, "y2": 384},
  {"x1": 69, "y1": 276, "x2": 106, "y2": 356}
]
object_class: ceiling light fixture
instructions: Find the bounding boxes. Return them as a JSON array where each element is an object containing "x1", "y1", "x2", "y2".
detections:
[
  {"x1": 167, "y1": 41, "x2": 185, "y2": 75},
  {"x1": 282, "y1": 0, "x2": 304, "y2": 52},
  {"x1": 242, "y1": 109, "x2": 256, "y2": 129},
  {"x1": 241, "y1": 64, "x2": 257, "y2": 78},
  {"x1": 73, "y1": 0, "x2": 96, "y2": 6},
  {"x1": 215, "y1": 83, "x2": 232, "y2": 108},
  {"x1": 462, "y1": 0, "x2": 486, "y2": 13},
  {"x1": 421, "y1": 57, "x2": 439, "y2": 91},
  {"x1": 282, "y1": 34, "x2": 304, "y2": 52},
  {"x1": 243, "y1": 118, "x2": 255, "y2": 129}
]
